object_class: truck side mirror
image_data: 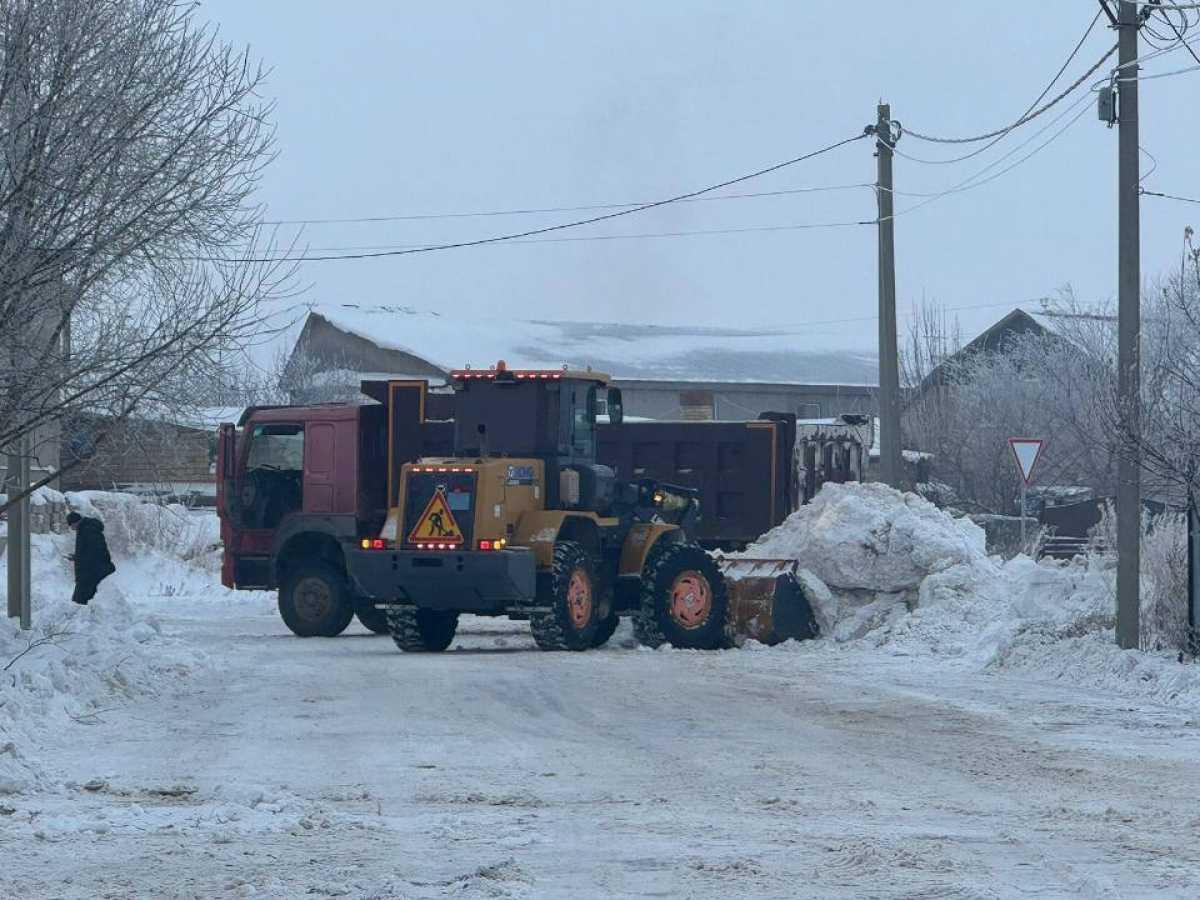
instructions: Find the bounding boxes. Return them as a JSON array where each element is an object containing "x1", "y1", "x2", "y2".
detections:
[{"x1": 607, "y1": 387, "x2": 624, "y2": 425}]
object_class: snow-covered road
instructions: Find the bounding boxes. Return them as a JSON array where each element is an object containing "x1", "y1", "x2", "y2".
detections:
[{"x1": 7, "y1": 602, "x2": 1200, "y2": 899}]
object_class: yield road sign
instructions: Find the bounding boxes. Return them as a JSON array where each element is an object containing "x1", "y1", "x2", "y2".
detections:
[{"x1": 1008, "y1": 438, "x2": 1045, "y2": 485}]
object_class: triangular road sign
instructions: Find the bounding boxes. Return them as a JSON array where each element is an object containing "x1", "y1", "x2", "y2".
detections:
[
  {"x1": 1008, "y1": 438, "x2": 1045, "y2": 485},
  {"x1": 406, "y1": 488, "x2": 465, "y2": 543}
]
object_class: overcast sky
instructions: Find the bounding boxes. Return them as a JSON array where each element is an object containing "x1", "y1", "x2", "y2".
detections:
[{"x1": 203, "y1": 1, "x2": 1198, "y2": 352}]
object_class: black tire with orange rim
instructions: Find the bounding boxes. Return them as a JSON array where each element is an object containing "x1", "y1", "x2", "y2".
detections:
[
  {"x1": 531, "y1": 541, "x2": 599, "y2": 651},
  {"x1": 633, "y1": 542, "x2": 730, "y2": 650}
]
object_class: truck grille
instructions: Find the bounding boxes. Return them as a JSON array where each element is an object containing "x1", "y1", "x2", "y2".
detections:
[{"x1": 403, "y1": 470, "x2": 476, "y2": 548}]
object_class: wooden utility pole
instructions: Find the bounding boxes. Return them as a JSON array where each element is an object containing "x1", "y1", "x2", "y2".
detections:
[
  {"x1": 1116, "y1": 0, "x2": 1141, "y2": 650},
  {"x1": 874, "y1": 103, "x2": 902, "y2": 488}
]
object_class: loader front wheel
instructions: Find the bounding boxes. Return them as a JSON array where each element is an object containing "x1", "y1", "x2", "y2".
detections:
[
  {"x1": 531, "y1": 541, "x2": 599, "y2": 651},
  {"x1": 387, "y1": 605, "x2": 459, "y2": 652},
  {"x1": 634, "y1": 543, "x2": 730, "y2": 650}
]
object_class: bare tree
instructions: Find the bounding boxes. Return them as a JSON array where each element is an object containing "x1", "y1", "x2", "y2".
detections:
[
  {"x1": 0, "y1": 0, "x2": 298, "y2": 510},
  {"x1": 901, "y1": 295, "x2": 1122, "y2": 514}
]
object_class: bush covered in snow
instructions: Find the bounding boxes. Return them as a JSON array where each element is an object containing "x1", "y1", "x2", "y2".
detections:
[{"x1": 1089, "y1": 502, "x2": 1190, "y2": 652}]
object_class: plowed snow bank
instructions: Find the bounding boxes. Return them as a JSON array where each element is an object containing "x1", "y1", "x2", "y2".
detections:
[
  {"x1": 742, "y1": 483, "x2": 1200, "y2": 710},
  {"x1": 743, "y1": 482, "x2": 988, "y2": 594}
]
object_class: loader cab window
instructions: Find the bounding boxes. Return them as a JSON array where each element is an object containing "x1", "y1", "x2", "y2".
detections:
[
  {"x1": 242, "y1": 423, "x2": 304, "y2": 529},
  {"x1": 569, "y1": 383, "x2": 598, "y2": 458}
]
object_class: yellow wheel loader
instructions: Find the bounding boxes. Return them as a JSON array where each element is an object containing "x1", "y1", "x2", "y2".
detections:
[{"x1": 348, "y1": 362, "x2": 816, "y2": 652}]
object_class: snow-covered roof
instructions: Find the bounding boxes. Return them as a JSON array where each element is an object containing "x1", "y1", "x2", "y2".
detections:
[{"x1": 309, "y1": 303, "x2": 879, "y2": 386}]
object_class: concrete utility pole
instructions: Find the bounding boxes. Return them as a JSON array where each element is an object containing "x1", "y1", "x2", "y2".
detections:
[
  {"x1": 1116, "y1": 0, "x2": 1141, "y2": 650},
  {"x1": 5, "y1": 442, "x2": 31, "y2": 629},
  {"x1": 4, "y1": 29, "x2": 34, "y2": 629},
  {"x1": 873, "y1": 102, "x2": 903, "y2": 489}
]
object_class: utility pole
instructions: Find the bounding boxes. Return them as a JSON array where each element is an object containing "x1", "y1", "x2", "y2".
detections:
[
  {"x1": 872, "y1": 102, "x2": 903, "y2": 489},
  {"x1": 4, "y1": 28, "x2": 33, "y2": 629},
  {"x1": 1116, "y1": 0, "x2": 1141, "y2": 650}
]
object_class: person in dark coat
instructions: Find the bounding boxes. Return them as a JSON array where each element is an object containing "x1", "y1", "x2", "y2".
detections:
[{"x1": 67, "y1": 511, "x2": 116, "y2": 606}]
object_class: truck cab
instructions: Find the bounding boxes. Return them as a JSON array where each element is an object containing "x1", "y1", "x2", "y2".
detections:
[{"x1": 216, "y1": 400, "x2": 394, "y2": 636}]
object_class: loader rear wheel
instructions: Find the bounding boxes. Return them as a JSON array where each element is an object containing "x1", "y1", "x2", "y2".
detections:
[
  {"x1": 355, "y1": 605, "x2": 391, "y2": 635},
  {"x1": 590, "y1": 612, "x2": 620, "y2": 648},
  {"x1": 278, "y1": 562, "x2": 356, "y2": 637},
  {"x1": 634, "y1": 542, "x2": 730, "y2": 650},
  {"x1": 386, "y1": 604, "x2": 459, "y2": 652},
  {"x1": 531, "y1": 541, "x2": 599, "y2": 651}
]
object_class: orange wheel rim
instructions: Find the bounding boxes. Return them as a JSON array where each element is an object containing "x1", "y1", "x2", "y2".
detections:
[
  {"x1": 669, "y1": 570, "x2": 712, "y2": 630},
  {"x1": 566, "y1": 569, "x2": 593, "y2": 630}
]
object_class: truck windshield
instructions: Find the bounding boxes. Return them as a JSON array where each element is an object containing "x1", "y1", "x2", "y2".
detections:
[
  {"x1": 248, "y1": 424, "x2": 304, "y2": 471},
  {"x1": 243, "y1": 423, "x2": 304, "y2": 528}
]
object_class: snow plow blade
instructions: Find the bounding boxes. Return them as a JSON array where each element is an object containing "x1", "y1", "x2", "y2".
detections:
[{"x1": 718, "y1": 558, "x2": 820, "y2": 646}]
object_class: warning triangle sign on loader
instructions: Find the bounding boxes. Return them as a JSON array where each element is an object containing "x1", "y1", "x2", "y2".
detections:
[{"x1": 407, "y1": 489, "x2": 465, "y2": 544}]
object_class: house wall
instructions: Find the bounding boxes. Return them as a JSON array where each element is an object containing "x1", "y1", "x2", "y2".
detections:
[
  {"x1": 59, "y1": 417, "x2": 212, "y2": 490},
  {"x1": 614, "y1": 380, "x2": 877, "y2": 421}
]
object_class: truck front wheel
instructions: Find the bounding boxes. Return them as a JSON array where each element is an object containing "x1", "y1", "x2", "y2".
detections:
[{"x1": 278, "y1": 562, "x2": 356, "y2": 637}]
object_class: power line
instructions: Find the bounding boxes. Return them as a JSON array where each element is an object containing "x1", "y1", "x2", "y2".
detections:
[
  {"x1": 1141, "y1": 188, "x2": 1200, "y2": 204},
  {"x1": 895, "y1": 9, "x2": 1105, "y2": 165},
  {"x1": 260, "y1": 182, "x2": 874, "y2": 226},
  {"x1": 901, "y1": 42, "x2": 1117, "y2": 145},
  {"x1": 232, "y1": 218, "x2": 874, "y2": 259},
  {"x1": 886, "y1": 89, "x2": 1094, "y2": 221},
  {"x1": 190, "y1": 132, "x2": 868, "y2": 263},
  {"x1": 1149, "y1": 0, "x2": 1200, "y2": 63}
]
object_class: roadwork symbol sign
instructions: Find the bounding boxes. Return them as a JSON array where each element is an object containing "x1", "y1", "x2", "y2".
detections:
[
  {"x1": 1008, "y1": 438, "x2": 1045, "y2": 485},
  {"x1": 407, "y1": 489, "x2": 465, "y2": 543}
]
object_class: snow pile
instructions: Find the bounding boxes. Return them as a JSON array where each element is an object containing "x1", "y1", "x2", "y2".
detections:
[
  {"x1": 64, "y1": 491, "x2": 220, "y2": 567},
  {"x1": 1, "y1": 494, "x2": 267, "y2": 794},
  {"x1": 743, "y1": 482, "x2": 988, "y2": 595},
  {"x1": 0, "y1": 535, "x2": 208, "y2": 794},
  {"x1": 746, "y1": 483, "x2": 1200, "y2": 710}
]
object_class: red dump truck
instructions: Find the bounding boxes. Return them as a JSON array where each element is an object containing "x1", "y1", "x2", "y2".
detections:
[{"x1": 215, "y1": 379, "x2": 862, "y2": 637}]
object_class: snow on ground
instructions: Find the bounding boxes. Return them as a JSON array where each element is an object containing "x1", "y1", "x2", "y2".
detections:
[
  {"x1": 3, "y1": 485, "x2": 1200, "y2": 897},
  {"x1": 1, "y1": 494, "x2": 271, "y2": 795}
]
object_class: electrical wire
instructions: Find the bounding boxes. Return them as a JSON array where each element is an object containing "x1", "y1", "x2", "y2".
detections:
[
  {"x1": 885, "y1": 91, "x2": 1094, "y2": 223},
  {"x1": 1141, "y1": 188, "x2": 1200, "y2": 204},
  {"x1": 1132, "y1": 61, "x2": 1200, "y2": 78},
  {"x1": 901, "y1": 42, "x2": 1117, "y2": 145},
  {"x1": 260, "y1": 183, "x2": 874, "y2": 226},
  {"x1": 894, "y1": 9, "x2": 1104, "y2": 165},
  {"x1": 186, "y1": 132, "x2": 869, "y2": 263},
  {"x1": 225, "y1": 218, "x2": 875, "y2": 259},
  {"x1": 1153, "y1": 1, "x2": 1200, "y2": 62},
  {"x1": 1139, "y1": 144, "x2": 1159, "y2": 184}
]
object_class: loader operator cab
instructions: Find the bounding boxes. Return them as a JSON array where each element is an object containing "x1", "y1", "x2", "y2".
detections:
[{"x1": 450, "y1": 362, "x2": 624, "y2": 512}]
